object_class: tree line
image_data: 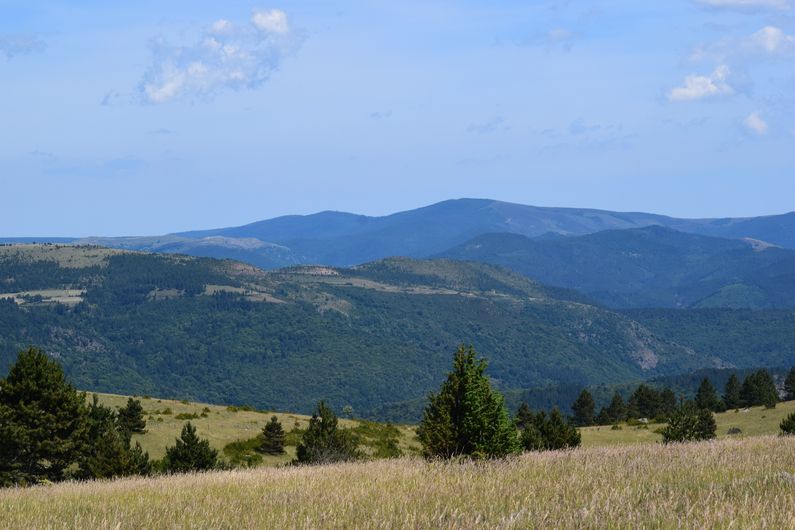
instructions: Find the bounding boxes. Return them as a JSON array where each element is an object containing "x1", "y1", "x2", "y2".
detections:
[{"x1": 2, "y1": 346, "x2": 794, "y2": 487}]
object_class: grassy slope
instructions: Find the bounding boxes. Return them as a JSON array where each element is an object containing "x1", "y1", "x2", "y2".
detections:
[
  {"x1": 94, "y1": 393, "x2": 420, "y2": 462},
  {"x1": 95, "y1": 392, "x2": 795, "y2": 463},
  {"x1": 2, "y1": 436, "x2": 793, "y2": 529}
]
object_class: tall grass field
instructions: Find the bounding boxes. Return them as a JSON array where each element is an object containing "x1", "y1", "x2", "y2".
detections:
[{"x1": 1, "y1": 436, "x2": 793, "y2": 528}]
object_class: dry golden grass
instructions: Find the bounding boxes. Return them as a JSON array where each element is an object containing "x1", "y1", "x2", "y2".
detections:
[{"x1": 1, "y1": 436, "x2": 793, "y2": 529}]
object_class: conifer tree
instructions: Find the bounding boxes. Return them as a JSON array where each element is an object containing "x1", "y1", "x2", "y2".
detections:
[
  {"x1": 117, "y1": 397, "x2": 147, "y2": 435},
  {"x1": 784, "y1": 367, "x2": 795, "y2": 402},
  {"x1": 515, "y1": 402, "x2": 535, "y2": 430},
  {"x1": 781, "y1": 412, "x2": 795, "y2": 435},
  {"x1": 659, "y1": 388, "x2": 678, "y2": 419},
  {"x1": 540, "y1": 408, "x2": 582, "y2": 450},
  {"x1": 661, "y1": 401, "x2": 716, "y2": 444},
  {"x1": 723, "y1": 374, "x2": 742, "y2": 409},
  {"x1": 0, "y1": 347, "x2": 88, "y2": 486},
  {"x1": 601, "y1": 392, "x2": 626, "y2": 424},
  {"x1": 295, "y1": 401, "x2": 358, "y2": 464},
  {"x1": 571, "y1": 389, "x2": 595, "y2": 427},
  {"x1": 417, "y1": 346, "x2": 519, "y2": 459},
  {"x1": 260, "y1": 416, "x2": 286, "y2": 455},
  {"x1": 695, "y1": 378, "x2": 723, "y2": 412},
  {"x1": 80, "y1": 395, "x2": 150, "y2": 479},
  {"x1": 740, "y1": 370, "x2": 778, "y2": 408},
  {"x1": 162, "y1": 422, "x2": 218, "y2": 473}
]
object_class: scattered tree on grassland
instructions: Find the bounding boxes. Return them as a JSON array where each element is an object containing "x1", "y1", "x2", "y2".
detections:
[
  {"x1": 661, "y1": 401, "x2": 716, "y2": 444},
  {"x1": 519, "y1": 408, "x2": 581, "y2": 452},
  {"x1": 740, "y1": 370, "x2": 778, "y2": 408},
  {"x1": 571, "y1": 389, "x2": 595, "y2": 427},
  {"x1": 162, "y1": 422, "x2": 219, "y2": 473},
  {"x1": 295, "y1": 401, "x2": 359, "y2": 464},
  {"x1": 723, "y1": 374, "x2": 742, "y2": 410},
  {"x1": 695, "y1": 378, "x2": 725, "y2": 412},
  {"x1": 0, "y1": 347, "x2": 89, "y2": 486},
  {"x1": 260, "y1": 416, "x2": 286, "y2": 455},
  {"x1": 417, "y1": 345, "x2": 519, "y2": 459},
  {"x1": 596, "y1": 392, "x2": 627, "y2": 425},
  {"x1": 117, "y1": 397, "x2": 147, "y2": 435}
]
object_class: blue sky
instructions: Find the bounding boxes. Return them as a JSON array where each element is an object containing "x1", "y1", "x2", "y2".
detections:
[{"x1": 2, "y1": 0, "x2": 794, "y2": 236}]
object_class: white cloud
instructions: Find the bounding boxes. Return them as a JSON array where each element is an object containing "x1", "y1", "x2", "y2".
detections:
[
  {"x1": 668, "y1": 65, "x2": 735, "y2": 102},
  {"x1": 139, "y1": 10, "x2": 300, "y2": 104},
  {"x1": 743, "y1": 111, "x2": 769, "y2": 134},
  {"x1": 252, "y1": 9, "x2": 289, "y2": 34},
  {"x1": 696, "y1": 0, "x2": 791, "y2": 10},
  {"x1": 749, "y1": 26, "x2": 795, "y2": 54}
]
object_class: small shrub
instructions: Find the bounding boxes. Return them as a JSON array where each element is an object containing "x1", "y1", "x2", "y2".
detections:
[
  {"x1": 781, "y1": 413, "x2": 795, "y2": 435},
  {"x1": 727, "y1": 427, "x2": 742, "y2": 435},
  {"x1": 610, "y1": 424, "x2": 622, "y2": 431},
  {"x1": 161, "y1": 407, "x2": 172, "y2": 415},
  {"x1": 175, "y1": 412, "x2": 200, "y2": 420}
]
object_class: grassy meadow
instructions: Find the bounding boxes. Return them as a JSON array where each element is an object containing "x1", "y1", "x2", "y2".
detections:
[
  {"x1": 95, "y1": 392, "x2": 795, "y2": 464},
  {"x1": 1, "y1": 435, "x2": 793, "y2": 529}
]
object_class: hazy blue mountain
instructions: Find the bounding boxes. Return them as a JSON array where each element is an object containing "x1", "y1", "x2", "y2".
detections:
[{"x1": 438, "y1": 226, "x2": 795, "y2": 309}]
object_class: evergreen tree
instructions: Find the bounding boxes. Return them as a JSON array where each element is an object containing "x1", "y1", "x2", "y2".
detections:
[
  {"x1": 295, "y1": 401, "x2": 359, "y2": 464},
  {"x1": 80, "y1": 395, "x2": 150, "y2": 479},
  {"x1": 117, "y1": 398, "x2": 147, "y2": 435},
  {"x1": 571, "y1": 389, "x2": 595, "y2": 427},
  {"x1": 0, "y1": 347, "x2": 88, "y2": 486},
  {"x1": 659, "y1": 388, "x2": 678, "y2": 419},
  {"x1": 260, "y1": 416, "x2": 286, "y2": 455},
  {"x1": 540, "y1": 408, "x2": 582, "y2": 450},
  {"x1": 695, "y1": 378, "x2": 723, "y2": 412},
  {"x1": 162, "y1": 422, "x2": 218, "y2": 473},
  {"x1": 627, "y1": 384, "x2": 661, "y2": 419},
  {"x1": 661, "y1": 401, "x2": 716, "y2": 444},
  {"x1": 740, "y1": 370, "x2": 778, "y2": 408},
  {"x1": 417, "y1": 346, "x2": 519, "y2": 459},
  {"x1": 781, "y1": 412, "x2": 795, "y2": 435},
  {"x1": 784, "y1": 367, "x2": 795, "y2": 402},
  {"x1": 603, "y1": 392, "x2": 626, "y2": 424},
  {"x1": 515, "y1": 402, "x2": 535, "y2": 430},
  {"x1": 723, "y1": 374, "x2": 742, "y2": 409}
]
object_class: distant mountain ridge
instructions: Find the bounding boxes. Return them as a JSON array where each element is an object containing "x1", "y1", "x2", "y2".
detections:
[
  {"x1": 438, "y1": 226, "x2": 795, "y2": 309},
  {"x1": 40, "y1": 199, "x2": 793, "y2": 270}
]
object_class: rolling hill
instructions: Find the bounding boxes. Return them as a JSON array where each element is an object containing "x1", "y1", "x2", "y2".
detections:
[
  {"x1": 0, "y1": 244, "x2": 731, "y2": 419},
  {"x1": 438, "y1": 226, "x2": 795, "y2": 309}
]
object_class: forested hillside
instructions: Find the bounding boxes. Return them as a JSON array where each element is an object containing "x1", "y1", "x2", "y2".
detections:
[{"x1": 0, "y1": 244, "x2": 728, "y2": 419}]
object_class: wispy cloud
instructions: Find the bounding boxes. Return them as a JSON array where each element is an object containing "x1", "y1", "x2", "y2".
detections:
[
  {"x1": 138, "y1": 9, "x2": 302, "y2": 104},
  {"x1": 695, "y1": 0, "x2": 791, "y2": 11},
  {"x1": 668, "y1": 65, "x2": 735, "y2": 102},
  {"x1": 743, "y1": 111, "x2": 769, "y2": 134},
  {"x1": 521, "y1": 28, "x2": 580, "y2": 52},
  {"x1": 691, "y1": 26, "x2": 795, "y2": 61},
  {"x1": 467, "y1": 116, "x2": 510, "y2": 135},
  {"x1": 0, "y1": 34, "x2": 46, "y2": 59}
]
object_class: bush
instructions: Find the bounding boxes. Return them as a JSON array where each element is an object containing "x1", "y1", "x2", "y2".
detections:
[
  {"x1": 175, "y1": 412, "x2": 200, "y2": 420},
  {"x1": 661, "y1": 402, "x2": 716, "y2": 444},
  {"x1": 781, "y1": 413, "x2": 795, "y2": 436},
  {"x1": 161, "y1": 422, "x2": 219, "y2": 473},
  {"x1": 519, "y1": 408, "x2": 580, "y2": 452}
]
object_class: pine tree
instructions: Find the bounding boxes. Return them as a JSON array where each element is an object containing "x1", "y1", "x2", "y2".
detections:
[
  {"x1": 117, "y1": 398, "x2": 147, "y2": 435},
  {"x1": 541, "y1": 408, "x2": 582, "y2": 450},
  {"x1": 659, "y1": 388, "x2": 678, "y2": 418},
  {"x1": 604, "y1": 392, "x2": 626, "y2": 424},
  {"x1": 416, "y1": 346, "x2": 519, "y2": 459},
  {"x1": 740, "y1": 370, "x2": 778, "y2": 408},
  {"x1": 162, "y1": 422, "x2": 218, "y2": 473},
  {"x1": 0, "y1": 347, "x2": 89, "y2": 486},
  {"x1": 515, "y1": 403, "x2": 535, "y2": 430},
  {"x1": 571, "y1": 389, "x2": 595, "y2": 427},
  {"x1": 695, "y1": 378, "x2": 723, "y2": 412},
  {"x1": 781, "y1": 412, "x2": 795, "y2": 435},
  {"x1": 627, "y1": 384, "x2": 662, "y2": 420},
  {"x1": 661, "y1": 401, "x2": 716, "y2": 444},
  {"x1": 260, "y1": 416, "x2": 286, "y2": 455},
  {"x1": 784, "y1": 367, "x2": 795, "y2": 402},
  {"x1": 295, "y1": 401, "x2": 359, "y2": 464},
  {"x1": 80, "y1": 395, "x2": 150, "y2": 479},
  {"x1": 723, "y1": 374, "x2": 742, "y2": 409}
]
